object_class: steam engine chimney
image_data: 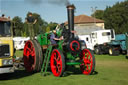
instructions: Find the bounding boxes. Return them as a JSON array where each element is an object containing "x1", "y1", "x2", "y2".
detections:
[{"x1": 67, "y1": 4, "x2": 75, "y2": 38}]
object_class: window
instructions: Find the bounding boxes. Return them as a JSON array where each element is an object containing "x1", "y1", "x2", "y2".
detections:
[
  {"x1": 0, "y1": 22, "x2": 11, "y2": 36},
  {"x1": 111, "y1": 30, "x2": 114, "y2": 38},
  {"x1": 102, "y1": 32, "x2": 110, "y2": 36},
  {"x1": 86, "y1": 37, "x2": 89, "y2": 41},
  {"x1": 91, "y1": 33, "x2": 97, "y2": 38}
]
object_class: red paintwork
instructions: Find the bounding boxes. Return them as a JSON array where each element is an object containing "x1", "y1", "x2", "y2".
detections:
[
  {"x1": 50, "y1": 49, "x2": 63, "y2": 77},
  {"x1": 23, "y1": 40, "x2": 36, "y2": 72},
  {"x1": 70, "y1": 40, "x2": 80, "y2": 51},
  {"x1": 80, "y1": 49, "x2": 93, "y2": 75}
]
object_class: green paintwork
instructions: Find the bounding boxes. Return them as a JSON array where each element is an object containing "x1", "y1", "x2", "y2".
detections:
[
  {"x1": 36, "y1": 29, "x2": 78, "y2": 64},
  {"x1": 36, "y1": 27, "x2": 83, "y2": 75},
  {"x1": 66, "y1": 62, "x2": 82, "y2": 65},
  {"x1": 37, "y1": 33, "x2": 51, "y2": 46},
  {"x1": 66, "y1": 52, "x2": 75, "y2": 60},
  {"x1": 41, "y1": 45, "x2": 53, "y2": 75},
  {"x1": 57, "y1": 40, "x2": 63, "y2": 51}
]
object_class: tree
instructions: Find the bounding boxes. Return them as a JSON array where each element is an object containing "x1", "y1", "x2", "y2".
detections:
[
  {"x1": 103, "y1": 1, "x2": 128, "y2": 34},
  {"x1": 46, "y1": 27, "x2": 50, "y2": 32},
  {"x1": 91, "y1": 0, "x2": 128, "y2": 34},
  {"x1": 91, "y1": 10, "x2": 104, "y2": 20},
  {"x1": 12, "y1": 16, "x2": 23, "y2": 36},
  {"x1": 47, "y1": 22, "x2": 58, "y2": 31}
]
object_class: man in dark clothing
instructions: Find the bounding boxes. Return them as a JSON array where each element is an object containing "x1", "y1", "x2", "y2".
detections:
[
  {"x1": 50, "y1": 30, "x2": 63, "y2": 45},
  {"x1": 26, "y1": 12, "x2": 37, "y2": 40}
]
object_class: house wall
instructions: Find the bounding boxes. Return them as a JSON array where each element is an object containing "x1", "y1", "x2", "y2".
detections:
[
  {"x1": 74, "y1": 23, "x2": 104, "y2": 35},
  {"x1": 95, "y1": 23, "x2": 104, "y2": 29}
]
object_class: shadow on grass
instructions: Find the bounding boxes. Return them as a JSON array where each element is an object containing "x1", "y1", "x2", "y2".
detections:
[
  {"x1": 0, "y1": 66, "x2": 99, "y2": 80},
  {"x1": 63, "y1": 66, "x2": 98, "y2": 77},
  {"x1": 0, "y1": 69, "x2": 34, "y2": 81}
]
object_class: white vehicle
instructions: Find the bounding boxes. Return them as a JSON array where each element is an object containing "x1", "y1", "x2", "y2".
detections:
[
  {"x1": 13, "y1": 37, "x2": 30, "y2": 50},
  {"x1": 79, "y1": 29, "x2": 115, "y2": 54},
  {"x1": 78, "y1": 35, "x2": 93, "y2": 50}
]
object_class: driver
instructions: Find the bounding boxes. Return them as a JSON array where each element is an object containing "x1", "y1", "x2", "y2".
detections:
[{"x1": 50, "y1": 29, "x2": 63, "y2": 45}]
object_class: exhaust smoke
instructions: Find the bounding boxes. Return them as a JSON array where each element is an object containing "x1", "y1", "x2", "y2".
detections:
[{"x1": 25, "y1": 0, "x2": 70, "y2": 6}]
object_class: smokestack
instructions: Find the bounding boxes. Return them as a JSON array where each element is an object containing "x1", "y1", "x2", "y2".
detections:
[{"x1": 67, "y1": 4, "x2": 75, "y2": 38}]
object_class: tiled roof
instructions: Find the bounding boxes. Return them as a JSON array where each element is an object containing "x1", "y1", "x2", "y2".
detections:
[{"x1": 65, "y1": 14, "x2": 104, "y2": 25}]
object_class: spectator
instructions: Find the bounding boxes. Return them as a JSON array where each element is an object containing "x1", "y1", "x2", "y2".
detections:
[{"x1": 25, "y1": 12, "x2": 37, "y2": 40}]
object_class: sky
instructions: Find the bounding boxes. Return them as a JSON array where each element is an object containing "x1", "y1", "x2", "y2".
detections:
[{"x1": 0, "y1": 0, "x2": 125, "y2": 23}]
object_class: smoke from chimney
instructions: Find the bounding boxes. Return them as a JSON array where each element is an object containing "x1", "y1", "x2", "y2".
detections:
[
  {"x1": 25, "y1": 0, "x2": 70, "y2": 6},
  {"x1": 25, "y1": 0, "x2": 42, "y2": 4}
]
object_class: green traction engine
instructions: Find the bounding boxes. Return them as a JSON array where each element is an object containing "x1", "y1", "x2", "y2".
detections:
[{"x1": 23, "y1": 5, "x2": 95, "y2": 77}]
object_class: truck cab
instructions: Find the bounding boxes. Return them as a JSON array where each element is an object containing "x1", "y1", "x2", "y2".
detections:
[
  {"x1": 91, "y1": 29, "x2": 115, "y2": 49},
  {"x1": 78, "y1": 29, "x2": 115, "y2": 54},
  {"x1": 0, "y1": 17, "x2": 15, "y2": 74}
]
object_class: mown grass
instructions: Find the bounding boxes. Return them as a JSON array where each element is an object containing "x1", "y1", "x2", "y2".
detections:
[
  {"x1": 15, "y1": 50, "x2": 23, "y2": 57},
  {"x1": 0, "y1": 50, "x2": 128, "y2": 85}
]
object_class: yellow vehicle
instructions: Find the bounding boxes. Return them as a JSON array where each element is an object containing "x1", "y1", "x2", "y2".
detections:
[{"x1": 0, "y1": 17, "x2": 15, "y2": 74}]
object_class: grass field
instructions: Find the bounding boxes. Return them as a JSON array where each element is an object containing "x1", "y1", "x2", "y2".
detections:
[{"x1": 0, "y1": 50, "x2": 128, "y2": 85}]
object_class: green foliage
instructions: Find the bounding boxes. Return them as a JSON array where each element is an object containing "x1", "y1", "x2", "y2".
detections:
[
  {"x1": 23, "y1": 22, "x2": 29, "y2": 37},
  {"x1": 46, "y1": 27, "x2": 50, "y2": 32},
  {"x1": 47, "y1": 22, "x2": 58, "y2": 31},
  {"x1": 91, "y1": 0, "x2": 128, "y2": 34},
  {"x1": 104, "y1": 1, "x2": 128, "y2": 34},
  {"x1": 91, "y1": 10, "x2": 104, "y2": 20},
  {"x1": 12, "y1": 16, "x2": 23, "y2": 36}
]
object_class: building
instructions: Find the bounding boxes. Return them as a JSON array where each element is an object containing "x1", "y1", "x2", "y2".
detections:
[{"x1": 65, "y1": 14, "x2": 104, "y2": 35}]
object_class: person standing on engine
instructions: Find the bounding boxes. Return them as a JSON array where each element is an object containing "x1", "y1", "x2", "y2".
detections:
[{"x1": 26, "y1": 12, "x2": 37, "y2": 40}]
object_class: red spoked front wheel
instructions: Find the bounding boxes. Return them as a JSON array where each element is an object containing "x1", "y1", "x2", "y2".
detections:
[
  {"x1": 80, "y1": 49, "x2": 95, "y2": 75},
  {"x1": 23, "y1": 40, "x2": 39, "y2": 72},
  {"x1": 50, "y1": 49, "x2": 65, "y2": 77}
]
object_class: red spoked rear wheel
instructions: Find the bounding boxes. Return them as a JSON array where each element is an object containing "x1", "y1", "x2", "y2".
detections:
[
  {"x1": 23, "y1": 40, "x2": 39, "y2": 72},
  {"x1": 80, "y1": 49, "x2": 95, "y2": 75},
  {"x1": 50, "y1": 49, "x2": 65, "y2": 77}
]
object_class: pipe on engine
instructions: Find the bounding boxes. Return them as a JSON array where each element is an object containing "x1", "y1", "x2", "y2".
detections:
[{"x1": 67, "y1": 5, "x2": 75, "y2": 39}]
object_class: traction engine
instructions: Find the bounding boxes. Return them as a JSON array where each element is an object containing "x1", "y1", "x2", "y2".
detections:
[{"x1": 23, "y1": 5, "x2": 95, "y2": 77}]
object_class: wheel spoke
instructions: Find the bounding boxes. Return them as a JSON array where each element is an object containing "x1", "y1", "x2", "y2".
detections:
[
  {"x1": 53, "y1": 66, "x2": 56, "y2": 70},
  {"x1": 57, "y1": 55, "x2": 60, "y2": 61},
  {"x1": 53, "y1": 52, "x2": 58, "y2": 61},
  {"x1": 85, "y1": 64, "x2": 89, "y2": 71},
  {"x1": 56, "y1": 65, "x2": 61, "y2": 73},
  {"x1": 84, "y1": 59, "x2": 87, "y2": 64},
  {"x1": 26, "y1": 47, "x2": 31, "y2": 52},
  {"x1": 87, "y1": 59, "x2": 91, "y2": 64},
  {"x1": 54, "y1": 52, "x2": 57, "y2": 58},
  {"x1": 31, "y1": 50, "x2": 35, "y2": 56},
  {"x1": 86, "y1": 53, "x2": 89, "y2": 59},
  {"x1": 54, "y1": 57, "x2": 57, "y2": 61},
  {"x1": 26, "y1": 51, "x2": 30, "y2": 57}
]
